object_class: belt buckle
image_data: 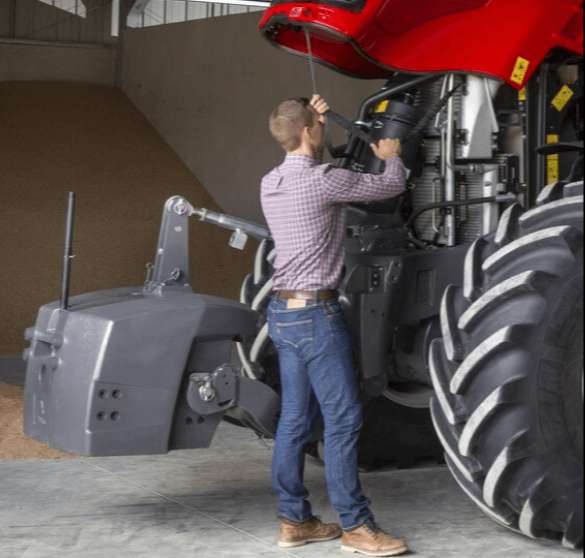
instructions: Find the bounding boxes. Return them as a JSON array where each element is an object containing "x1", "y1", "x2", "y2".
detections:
[{"x1": 286, "y1": 299, "x2": 307, "y2": 309}]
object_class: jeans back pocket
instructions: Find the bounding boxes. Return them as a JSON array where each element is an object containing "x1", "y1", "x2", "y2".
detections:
[{"x1": 274, "y1": 318, "x2": 314, "y2": 349}]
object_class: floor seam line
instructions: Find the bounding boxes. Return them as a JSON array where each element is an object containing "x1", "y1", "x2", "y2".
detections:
[{"x1": 84, "y1": 461, "x2": 305, "y2": 558}]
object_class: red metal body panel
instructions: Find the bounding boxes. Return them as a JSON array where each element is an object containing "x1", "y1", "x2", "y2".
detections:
[{"x1": 259, "y1": 0, "x2": 584, "y2": 88}]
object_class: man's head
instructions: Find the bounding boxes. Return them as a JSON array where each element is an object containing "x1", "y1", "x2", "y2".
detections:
[{"x1": 269, "y1": 97, "x2": 325, "y2": 155}]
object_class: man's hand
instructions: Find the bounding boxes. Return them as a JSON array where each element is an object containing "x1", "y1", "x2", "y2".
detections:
[
  {"x1": 310, "y1": 94, "x2": 329, "y2": 124},
  {"x1": 371, "y1": 138, "x2": 401, "y2": 161}
]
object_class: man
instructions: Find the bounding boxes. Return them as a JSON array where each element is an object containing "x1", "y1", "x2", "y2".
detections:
[{"x1": 260, "y1": 94, "x2": 409, "y2": 557}]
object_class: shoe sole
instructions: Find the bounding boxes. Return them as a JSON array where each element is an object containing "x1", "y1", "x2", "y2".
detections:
[
  {"x1": 340, "y1": 543, "x2": 409, "y2": 557},
  {"x1": 278, "y1": 533, "x2": 342, "y2": 548}
]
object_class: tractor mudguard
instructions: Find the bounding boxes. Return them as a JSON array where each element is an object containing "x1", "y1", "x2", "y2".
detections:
[{"x1": 22, "y1": 288, "x2": 263, "y2": 456}]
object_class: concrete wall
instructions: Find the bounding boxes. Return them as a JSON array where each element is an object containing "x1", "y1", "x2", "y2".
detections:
[
  {"x1": 0, "y1": 0, "x2": 117, "y2": 85},
  {"x1": 0, "y1": 0, "x2": 115, "y2": 44},
  {"x1": 0, "y1": 40, "x2": 116, "y2": 84},
  {"x1": 123, "y1": 13, "x2": 384, "y2": 223}
]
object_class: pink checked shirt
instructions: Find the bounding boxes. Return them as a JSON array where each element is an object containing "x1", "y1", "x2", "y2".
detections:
[{"x1": 260, "y1": 154, "x2": 406, "y2": 290}]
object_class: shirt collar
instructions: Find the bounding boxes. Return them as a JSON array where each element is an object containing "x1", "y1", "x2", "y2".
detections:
[{"x1": 280, "y1": 154, "x2": 318, "y2": 172}]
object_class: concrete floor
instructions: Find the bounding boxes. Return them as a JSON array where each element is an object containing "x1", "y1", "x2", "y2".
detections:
[{"x1": 0, "y1": 421, "x2": 575, "y2": 558}]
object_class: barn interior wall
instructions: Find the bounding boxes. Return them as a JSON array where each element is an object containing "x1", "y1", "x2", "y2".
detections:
[
  {"x1": 0, "y1": 0, "x2": 116, "y2": 84},
  {"x1": 0, "y1": 41, "x2": 116, "y2": 84},
  {"x1": 0, "y1": 0, "x2": 115, "y2": 44},
  {"x1": 122, "y1": 12, "x2": 386, "y2": 223}
]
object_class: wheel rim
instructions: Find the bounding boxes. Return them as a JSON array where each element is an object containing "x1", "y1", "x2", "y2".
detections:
[
  {"x1": 383, "y1": 319, "x2": 439, "y2": 409},
  {"x1": 383, "y1": 383, "x2": 433, "y2": 408}
]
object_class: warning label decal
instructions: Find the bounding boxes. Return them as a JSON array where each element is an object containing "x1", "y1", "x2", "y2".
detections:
[
  {"x1": 551, "y1": 85, "x2": 575, "y2": 111},
  {"x1": 511, "y1": 57, "x2": 530, "y2": 85}
]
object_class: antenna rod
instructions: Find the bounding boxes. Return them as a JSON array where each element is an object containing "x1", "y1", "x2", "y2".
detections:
[{"x1": 60, "y1": 192, "x2": 76, "y2": 310}]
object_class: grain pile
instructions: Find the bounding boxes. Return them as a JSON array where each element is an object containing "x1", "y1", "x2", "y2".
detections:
[
  {"x1": 0, "y1": 81, "x2": 256, "y2": 356},
  {"x1": 0, "y1": 383, "x2": 70, "y2": 460}
]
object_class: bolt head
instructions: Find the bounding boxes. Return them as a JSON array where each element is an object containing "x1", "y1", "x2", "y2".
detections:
[
  {"x1": 173, "y1": 200, "x2": 188, "y2": 215},
  {"x1": 199, "y1": 383, "x2": 216, "y2": 402}
]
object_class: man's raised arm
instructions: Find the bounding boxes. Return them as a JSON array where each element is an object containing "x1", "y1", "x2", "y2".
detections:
[{"x1": 321, "y1": 139, "x2": 407, "y2": 203}]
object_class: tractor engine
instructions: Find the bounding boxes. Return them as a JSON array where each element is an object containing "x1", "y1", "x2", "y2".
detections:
[
  {"x1": 338, "y1": 75, "x2": 521, "y2": 247},
  {"x1": 308, "y1": 74, "x2": 520, "y2": 404}
]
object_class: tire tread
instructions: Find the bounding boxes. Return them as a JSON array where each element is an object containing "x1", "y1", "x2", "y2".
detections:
[{"x1": 430, "y1": 183, "x2": 584, "y2": 547}]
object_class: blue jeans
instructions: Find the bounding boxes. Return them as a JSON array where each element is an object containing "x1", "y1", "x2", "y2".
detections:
[{"x1": 266, "y1": 296, "x2": 374, "y2": 530}]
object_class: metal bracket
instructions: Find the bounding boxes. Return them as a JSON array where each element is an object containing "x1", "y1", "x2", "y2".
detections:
[
  {"x1": 187, "y1": 365, "x2": 238, "y2": 416},
  {"x1": 229, "y1": 229, "x2": 249, "y2": 250},
  {"x1": 187, "y1": 363, "x2": 280, "y2": 438},
  {"x1": 142, "y1": 196, "x2": 273, "y2": 295},
  {"x1": 143, "y1": 196, "x2": 193, "y2": 295}
]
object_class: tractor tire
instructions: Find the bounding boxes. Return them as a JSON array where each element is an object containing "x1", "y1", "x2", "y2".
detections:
[
  {"x1": 429, "y1": 180, "x2": 584, "y2": 549},
  {"x1": 238, "y1": 240, "x2": 443, "y2": 469},
  {"x1": 236, "y1": 239, "x2": 279, "y2": 389}
]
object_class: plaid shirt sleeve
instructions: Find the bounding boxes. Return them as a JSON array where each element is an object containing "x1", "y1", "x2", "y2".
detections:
[{"x1": 320, "y1": 156, "x2": 406, "y2": 203}]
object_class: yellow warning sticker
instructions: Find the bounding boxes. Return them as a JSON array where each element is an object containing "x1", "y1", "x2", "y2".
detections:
[
  {"x1": 518, "y1": 87, "x2": 527, "y2": 102},
  {"x1": 551, "y1": 85, "x2": 574, "y2": 111},
  {"x1": 511, "y1": 56, "x2": 530, "y2": 85},
  {"x1": 374, "y1": 100, "x2": 389, "y2": 113},
  {"x1": 546, "y1": 134, "x2": 560, "y2": 184}
]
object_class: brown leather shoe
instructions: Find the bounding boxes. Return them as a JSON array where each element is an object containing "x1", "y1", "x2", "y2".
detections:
[
  {"x1": 341, "y1": 522, "x2": 409, "y2": 556},
  {"x1": 278, "y1": 517, "x2": 342, "y2": 548}
]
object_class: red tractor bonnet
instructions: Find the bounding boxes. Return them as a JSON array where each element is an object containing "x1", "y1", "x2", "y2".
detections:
[{"x1": 259, "y1": 0, "x2": 584, "y2": 88}]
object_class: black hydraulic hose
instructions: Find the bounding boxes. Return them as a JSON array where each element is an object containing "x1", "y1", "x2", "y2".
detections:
[
  {"x1": 327, "y1": 110, "x2": 373, "y2": 144},
  {"x1": 358, "y1": 74, "x2": 440, "y2": 121},
  {"x1": 326, "y1": 110, "x2": 353, "y2": 130},
  {"x1": 403, "y1": 80, "x2": 464, "y2": 144},
  {"x1": 404, "y1": 195, "x2": 507, "y2": 230}
]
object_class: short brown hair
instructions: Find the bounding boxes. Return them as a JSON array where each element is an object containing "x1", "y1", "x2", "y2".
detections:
[{"x1": 269, "y1": 97, "x2": 316, "y2": 152}]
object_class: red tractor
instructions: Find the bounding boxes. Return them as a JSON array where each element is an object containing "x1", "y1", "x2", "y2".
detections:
[
  {"x1": 247, "y1": 0, "x2": 584, "y2": 548},
  {"x1": 22, "y1": 0, "x2": 583, "y2": 551}
]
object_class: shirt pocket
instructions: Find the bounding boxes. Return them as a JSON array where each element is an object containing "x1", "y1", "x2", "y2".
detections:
[{"x1": 275, "y1": 318, "x2": 314, "y2": 349}]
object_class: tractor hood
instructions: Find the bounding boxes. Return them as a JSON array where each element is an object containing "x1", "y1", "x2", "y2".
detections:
[{"x1": 259, "y1": 0, "x2": 584, "y2": 88}]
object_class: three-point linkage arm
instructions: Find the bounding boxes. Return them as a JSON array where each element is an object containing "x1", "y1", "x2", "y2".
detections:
[
  {"x1": 144, "y1": 196, "x2": 271, "y2": 294},
  {"x1": 190, "y1": 206, "x2": 271, "y2": 242}
]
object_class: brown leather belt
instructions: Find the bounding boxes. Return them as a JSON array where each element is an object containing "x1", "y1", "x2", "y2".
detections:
[{"x1": 277, "y1": 289, "x2": 338, "y2": 301}]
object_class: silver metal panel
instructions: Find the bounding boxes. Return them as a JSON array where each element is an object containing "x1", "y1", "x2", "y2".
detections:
[{"x1": 459, "y1": 77, "x2": 501, "y2": 160}]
